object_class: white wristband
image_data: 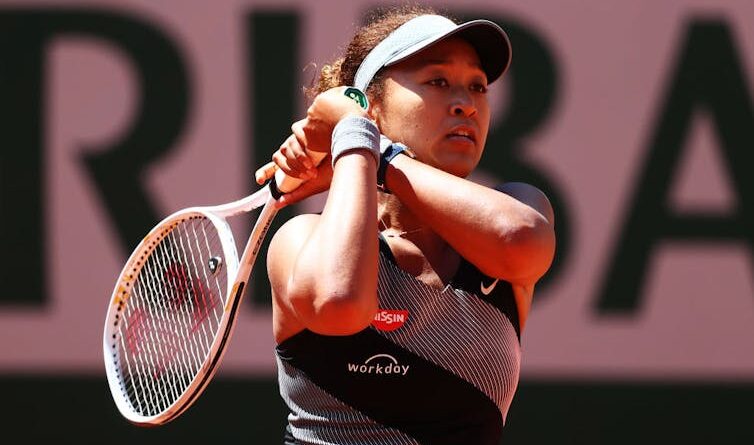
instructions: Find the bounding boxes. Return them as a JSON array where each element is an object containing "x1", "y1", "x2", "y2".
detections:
[{"x1": 330, "y1": 116, "x2": 380, "y2": 167}]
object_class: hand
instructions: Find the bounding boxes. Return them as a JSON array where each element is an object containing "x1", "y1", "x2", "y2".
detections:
[
  {"x1": 254, "y1": 119, "x2": 334, "y2": 208},
  {"x1": 302, "y1": 87, "x2": 369, "y2": 152},
  {"x1": 255, "y1": 157, "x2": 333, "y2": 209}
]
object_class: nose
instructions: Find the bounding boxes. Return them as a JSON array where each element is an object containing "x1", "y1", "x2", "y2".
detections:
[{"x1": 449, "y1": 89, "x2": 476, "y2": 117}]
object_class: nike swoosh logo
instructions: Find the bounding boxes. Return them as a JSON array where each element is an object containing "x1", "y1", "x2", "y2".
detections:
[{"x1": 480, "y1": 279, "x2": 499, "y2": 296}]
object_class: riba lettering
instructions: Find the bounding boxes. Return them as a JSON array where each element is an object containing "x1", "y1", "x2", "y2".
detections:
[
  {"x1": 594, "y1": 19, "x2": 754, "y2": 314},
  {"x1": 3, "y1": 8, "x2": 750, "y2": 324}
]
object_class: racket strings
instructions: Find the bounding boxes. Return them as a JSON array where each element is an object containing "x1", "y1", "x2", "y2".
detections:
[
  {"x1": 123, "y1": 220, "x2": 219, "y2": 415},
  {"x1": 114, "y1": 215, "x2": 228, "y2": 417}
]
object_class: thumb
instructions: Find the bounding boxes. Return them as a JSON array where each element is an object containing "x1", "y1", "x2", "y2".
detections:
[{"x1": 255, "y1": 161, "x2": 277, "y2": 185}]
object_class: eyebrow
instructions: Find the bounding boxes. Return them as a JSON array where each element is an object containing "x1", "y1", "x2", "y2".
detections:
[{"x1": 420, "y1": 58, "x2": 484, "y2": 71}]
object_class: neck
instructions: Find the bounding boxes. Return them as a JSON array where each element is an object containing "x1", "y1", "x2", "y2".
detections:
[
  {"x1": 377, "y1": 193, "x2": 458, "y2": 285},
  {"x1": 378, "y1": 193, "x2": 422, "y2": 236},
  {"x1": 380, "y1": 225, "x2": 424, "y2": 238}
]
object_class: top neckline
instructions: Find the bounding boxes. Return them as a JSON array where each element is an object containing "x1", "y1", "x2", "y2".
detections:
[{"x1": 377, "y1": 232, "x2": 464, "y2": 293}]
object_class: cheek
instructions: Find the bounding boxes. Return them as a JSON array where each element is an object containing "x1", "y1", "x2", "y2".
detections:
[
  {"x1": 378, "y1": 103, "x2": 432, "y2": 144},
  {"x1": 477, "y1": 104, "x2": 491, "y2": 144}
]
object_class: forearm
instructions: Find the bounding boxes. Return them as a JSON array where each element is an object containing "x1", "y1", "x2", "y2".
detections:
[
  {"x1": 288, "y1": 151, "x2": 378, "y2": 333},
  {"x1": 386, "y1": 155, "x2": 555, "y2": 283}
]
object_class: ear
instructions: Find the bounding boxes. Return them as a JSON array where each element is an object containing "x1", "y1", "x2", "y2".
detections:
[{"x1": 367, "y1": 100, "x2": 382, "y2": 127}]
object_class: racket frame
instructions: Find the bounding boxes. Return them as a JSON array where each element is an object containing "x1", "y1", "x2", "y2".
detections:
[
  {"x1": 103, "y1": 188, "x2": 275, "y2": 426},
  {"x1": 104, "y1": 85, "x2": 362, "y2": 426}
]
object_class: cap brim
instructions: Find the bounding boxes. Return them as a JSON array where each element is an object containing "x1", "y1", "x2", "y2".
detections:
[{"x1": 384, "y1": 19, "x2": 512, "y2": 84}]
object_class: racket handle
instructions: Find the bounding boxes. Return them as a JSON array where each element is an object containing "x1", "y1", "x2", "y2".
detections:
[{"x1": 272, "y1": 149, "x2": 328, "y2": 194}]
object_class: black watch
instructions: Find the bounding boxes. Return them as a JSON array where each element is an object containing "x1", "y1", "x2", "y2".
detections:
[{"x1": 377, "y1": 142, "x2": 416, "y2": 193}]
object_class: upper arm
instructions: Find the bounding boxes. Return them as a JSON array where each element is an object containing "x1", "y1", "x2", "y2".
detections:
[
  {"x1": 267, "y1": 213, "x2": 320, "y2": 340},
  {"x1": 267, "y1": 212, "x2": 378, "y2": 339}
]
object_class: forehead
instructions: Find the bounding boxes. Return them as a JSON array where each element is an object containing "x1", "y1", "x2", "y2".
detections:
[{"x1": 389, "y1": 37, "x2": 484, "y2": 73}]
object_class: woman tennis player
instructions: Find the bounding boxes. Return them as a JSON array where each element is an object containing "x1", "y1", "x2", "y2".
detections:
[{"x1": 255, "y1": 6, "x2": 556, "y2": 444}]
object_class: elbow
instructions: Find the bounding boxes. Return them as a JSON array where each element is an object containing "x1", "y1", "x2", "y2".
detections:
[
  {"x1": 515, "y1": 211, "x2": 555, "y2": 254},
  {"x1": 289, "y1": 282, "x2": 378, "y2": 336},
  {"x1": 286, "y1": 250, "x2": 379, "y2": 335},
  {"x1": 313, "y1": 290, "x2": 379, "y2": 335},
  {"x1": 493, "y1": 212, "x2": 556, "y2": 282},
  {"x1": 515, "y1": 215, "x2": 556, "y2": 282}
]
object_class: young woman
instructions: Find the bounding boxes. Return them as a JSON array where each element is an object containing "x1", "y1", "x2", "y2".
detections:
[{"x1": 255, "y1": 6, "x2": 556, "y2": 445}]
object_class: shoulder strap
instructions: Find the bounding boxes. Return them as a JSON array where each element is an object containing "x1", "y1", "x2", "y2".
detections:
[
  {"x1": 451, "y1": 257, "x2": 521, "y2": 341},
  {"x1": 377, "y1": 232, "x2": 398, "y2": 263}
]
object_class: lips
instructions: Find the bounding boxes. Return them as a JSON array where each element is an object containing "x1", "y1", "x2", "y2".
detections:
[{"x1": 446, "y1": 125, "x2": 477, "y2": 144}]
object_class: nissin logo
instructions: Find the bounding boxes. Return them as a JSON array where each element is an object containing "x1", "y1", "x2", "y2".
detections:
[
  {"x1": 347, "y1": 354, "x2": 410, "y2": 376},
  {"x1": 372, "y1": 309, "x2": 409, "y2": 331}
]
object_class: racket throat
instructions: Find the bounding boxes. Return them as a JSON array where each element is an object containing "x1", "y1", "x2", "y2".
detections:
[{"x1": 208, "y1": 256, "x2": 223, "y2": 274}]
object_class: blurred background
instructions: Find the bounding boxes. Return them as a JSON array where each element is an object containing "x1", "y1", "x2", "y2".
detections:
[{"x1": 1, "y1": 0, "x2": 753, "y2": 442}]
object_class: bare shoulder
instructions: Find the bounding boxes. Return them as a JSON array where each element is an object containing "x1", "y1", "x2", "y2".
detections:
[
  {"x1": 267, "y1": 213, "x2": 321, "y2": 341},
  {"x1": 267, "y1": 213, "x2": 322, "y2": 292},
  {"x1": 495, "y1": 182, "x2": 555, "y2": 224},
  {"x1": 270, "y1": 213, "x2": 321, "y2": 244},
  {"x1": 267, "y1": 213, "x2": 321, "y2": 269}
]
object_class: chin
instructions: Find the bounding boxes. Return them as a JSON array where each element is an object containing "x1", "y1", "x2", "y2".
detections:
[
  {"x1": 435, "y1": 155, "x2": 478, "y2": 178},
  {"x1": 441, "y1": 162, "x2": 476, "y2": 178}
]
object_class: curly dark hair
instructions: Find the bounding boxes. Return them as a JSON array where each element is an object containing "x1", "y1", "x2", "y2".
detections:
[{"x1": 306, "y1": 5, "x2": 455, "y2": 102}]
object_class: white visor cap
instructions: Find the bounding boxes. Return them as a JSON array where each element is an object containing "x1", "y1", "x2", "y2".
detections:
[{"x1": 353, "y1": 15, "x2": 512, "y2": 92}]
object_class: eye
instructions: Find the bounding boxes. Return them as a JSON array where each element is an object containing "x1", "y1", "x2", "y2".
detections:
[
  {"x1": 428, "y1": 78, "x2": 449, "y2": 87},
  {"x1": 470, "y1": 82, "x2": 488, "y2": 94}
]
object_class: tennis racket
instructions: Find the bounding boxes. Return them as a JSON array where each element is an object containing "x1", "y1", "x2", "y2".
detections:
[{"x1": 103, "y1": 87, "x2": 368, "y2": 426}]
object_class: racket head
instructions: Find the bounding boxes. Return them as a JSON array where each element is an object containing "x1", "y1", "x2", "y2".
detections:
[{"x1": 103, "y1": 208, "x2": 240, "y2": 426}]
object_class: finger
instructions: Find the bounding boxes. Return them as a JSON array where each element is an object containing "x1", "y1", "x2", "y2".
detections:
[
  {"x1": 280, "y1": 135, "x2": 314, "y2": 179},
  {"x1": 254, "y1": 161, "x2": 277, "y2": 185},
  {"x1": 280, "y1": 147, "x2": 312, "y2": 179},
  {"x1": 285, "y1": 135, "x2": 315, "y2": 172},
  {"x1": 291, "y1": 119, "x2": 308, "y2": 145},
  {"x1": 272, "y1": 150, "x2": 294, "y2": 176},
  {"x1": 276, "y1": 155, "x2": 333, "y2": 208},
  {"x1": 274, "y1": 148, "x2": 315, "y2": 181},
  {"x1": 276, "y1": 178, "x2": 329, "y2": 209},
  {"x1": 290, "y1": 120, "x2": 315, "y2": 170}
]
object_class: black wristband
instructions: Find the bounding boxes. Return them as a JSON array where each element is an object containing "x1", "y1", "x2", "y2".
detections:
[{"x1": 377, "y1": 142, "x2": 415, "y2": 193}]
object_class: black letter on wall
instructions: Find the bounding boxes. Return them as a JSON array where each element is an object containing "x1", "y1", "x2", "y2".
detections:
[
  {"x1": 595, "y1": 20, "x2": 754, "y2": 313},
  {"x1": 474, "y1": 15, "x2": 571, "y2": 294},
  {"x1": 0, "y1": 9, "x2": 190, "y2": 305},
  {"x1": 247, "y1": 11, "x2": 299, "y2": 307}
]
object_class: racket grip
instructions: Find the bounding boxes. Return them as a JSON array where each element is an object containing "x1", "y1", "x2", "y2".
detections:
[{"x1": 272, "y1": 149, "x2": 328, "y2": 195}]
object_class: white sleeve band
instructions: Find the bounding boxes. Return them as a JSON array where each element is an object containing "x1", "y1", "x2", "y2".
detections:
[{"x1": 330, "y1": 116, "x2": 380, "y2": 167}]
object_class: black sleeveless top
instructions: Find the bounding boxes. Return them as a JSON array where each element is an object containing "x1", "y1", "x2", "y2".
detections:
[{"x1": 276, "y1": 236, "x2": 521, "y2": 445}]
